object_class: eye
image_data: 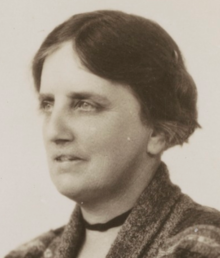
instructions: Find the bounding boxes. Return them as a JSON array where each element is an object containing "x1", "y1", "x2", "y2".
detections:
[
  {"x1": 39, "y1": 100, "x2": 54, "y2": 113},
  {"x1": 75, "y1": 101, "x2": 96, "y2": 111}
]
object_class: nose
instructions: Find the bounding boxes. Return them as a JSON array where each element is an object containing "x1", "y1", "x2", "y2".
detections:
[{"x1": 44, "y1": 108, "x2": 74, "y2": 146}]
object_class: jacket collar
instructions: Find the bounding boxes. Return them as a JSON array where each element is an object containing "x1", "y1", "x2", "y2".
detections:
[{"x1": 55, "y1": 162, "x2": 181, "y2": 258}]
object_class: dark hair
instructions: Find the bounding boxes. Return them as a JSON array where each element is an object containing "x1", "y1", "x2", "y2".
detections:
[{"x1": 32, "y1": 10, "x2": 200, "y2": 146}]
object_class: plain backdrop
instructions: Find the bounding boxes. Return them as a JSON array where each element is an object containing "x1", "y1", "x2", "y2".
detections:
[{"x1": 1, "y1": 0, "x2": 220, "y2": 256}]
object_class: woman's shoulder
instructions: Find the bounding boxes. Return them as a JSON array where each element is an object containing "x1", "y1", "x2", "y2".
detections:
[
  {"x1": 5, "y1": 226, "x2": 64, "y2": 258},
  {"x1": 158, "y1": 194, "x2": 220, "y2": 257}
]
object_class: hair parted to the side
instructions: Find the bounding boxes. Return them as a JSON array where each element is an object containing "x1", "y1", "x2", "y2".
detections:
[{"x1": 32, "y1": 10, "x2": 200, "y2": 147}]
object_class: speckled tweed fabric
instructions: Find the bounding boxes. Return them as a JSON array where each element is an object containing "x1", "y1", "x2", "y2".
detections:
[{"x1": 5, "y1": 162, "x2": 220, "y2": 258}]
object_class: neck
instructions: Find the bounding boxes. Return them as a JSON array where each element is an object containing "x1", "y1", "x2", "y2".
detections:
[{"x1": 80, "y1": 158, "x2": 161, "y2": 224}]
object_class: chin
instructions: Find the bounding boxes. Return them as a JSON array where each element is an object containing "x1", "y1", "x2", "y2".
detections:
[
  {"x1": 55, "y1": 183, "x2": 83, "y2": 201},
  {"x1": 51, "y1": 173, "x2": 78, "y2": 198},
  {"x1": 51, "y1": 174, "x2": 90, "y2": 203}
]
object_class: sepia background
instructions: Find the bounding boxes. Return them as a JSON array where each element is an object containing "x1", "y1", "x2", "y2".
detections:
[{"x1": 1, "y1": 0, "x2": 220, "y2": 256}]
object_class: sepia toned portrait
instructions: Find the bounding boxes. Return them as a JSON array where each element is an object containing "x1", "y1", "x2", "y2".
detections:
[{"x1": 1, "y1": 1, "x2": 220, "y2": 257}]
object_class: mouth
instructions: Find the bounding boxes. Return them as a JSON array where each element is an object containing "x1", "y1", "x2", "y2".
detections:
[{"x1": 55, "y1": 155, "x2": 81, "y2": 162}]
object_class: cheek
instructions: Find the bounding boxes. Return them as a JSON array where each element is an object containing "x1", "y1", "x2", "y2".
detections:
[
  {"x1": 42, "y1": 117, "x2": 50, "y2": 140},
  {"x1": 42, "y1": 123, "x2": 49, "y2": 150},
  {"x1": 77, "y1": 114, "x2": 148, "y2": 158}
]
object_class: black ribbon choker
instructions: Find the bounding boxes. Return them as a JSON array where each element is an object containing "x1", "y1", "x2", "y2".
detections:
[{"x1": 82, "y1": 209, "x2": 132, "y2": 232}]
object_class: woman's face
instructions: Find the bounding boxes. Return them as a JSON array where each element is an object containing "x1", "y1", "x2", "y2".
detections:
[{"x1": 39, "y1": 42, "x2": 152, "y2": 204}]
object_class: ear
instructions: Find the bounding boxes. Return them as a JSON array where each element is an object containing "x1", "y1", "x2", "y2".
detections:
[{"x1": 147, "y1": 129, "x2": 167, "y2": 156}]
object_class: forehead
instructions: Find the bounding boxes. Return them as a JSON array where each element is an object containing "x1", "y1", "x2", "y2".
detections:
[
  {"x1": 40, "y1": 42, "x2": 140, "y2": 106},
  {"x1": 41, "y1": 42, "x2": 86, "y2": 91}
]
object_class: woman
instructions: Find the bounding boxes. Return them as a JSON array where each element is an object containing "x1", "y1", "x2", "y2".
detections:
[{"x1": 6, "y1": 10, "x2": 220, "y2": 258}]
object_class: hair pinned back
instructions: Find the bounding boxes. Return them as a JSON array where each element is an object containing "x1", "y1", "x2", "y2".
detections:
[{"x1": 32, "y1": 10, "x2": 200, "y2": 146}]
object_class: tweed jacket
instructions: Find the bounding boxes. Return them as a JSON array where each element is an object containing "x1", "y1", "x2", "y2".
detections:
[{"x1": 5, "y1": 163, "x2": 220, "y2": 258}]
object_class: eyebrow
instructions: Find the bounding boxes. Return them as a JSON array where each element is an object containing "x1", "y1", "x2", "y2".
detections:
[{"x1": 38, "y1": 94, "x2": 54, "y2": 101}]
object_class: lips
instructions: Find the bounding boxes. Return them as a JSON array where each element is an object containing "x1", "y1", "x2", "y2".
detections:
[{"x1": 55, "y1": 155, "x2": 81, "y2": 162}]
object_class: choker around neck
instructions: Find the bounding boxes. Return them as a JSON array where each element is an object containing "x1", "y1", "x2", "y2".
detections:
[{"x1": 82, "y1": 209, "x2": 132, "y2": 232}]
